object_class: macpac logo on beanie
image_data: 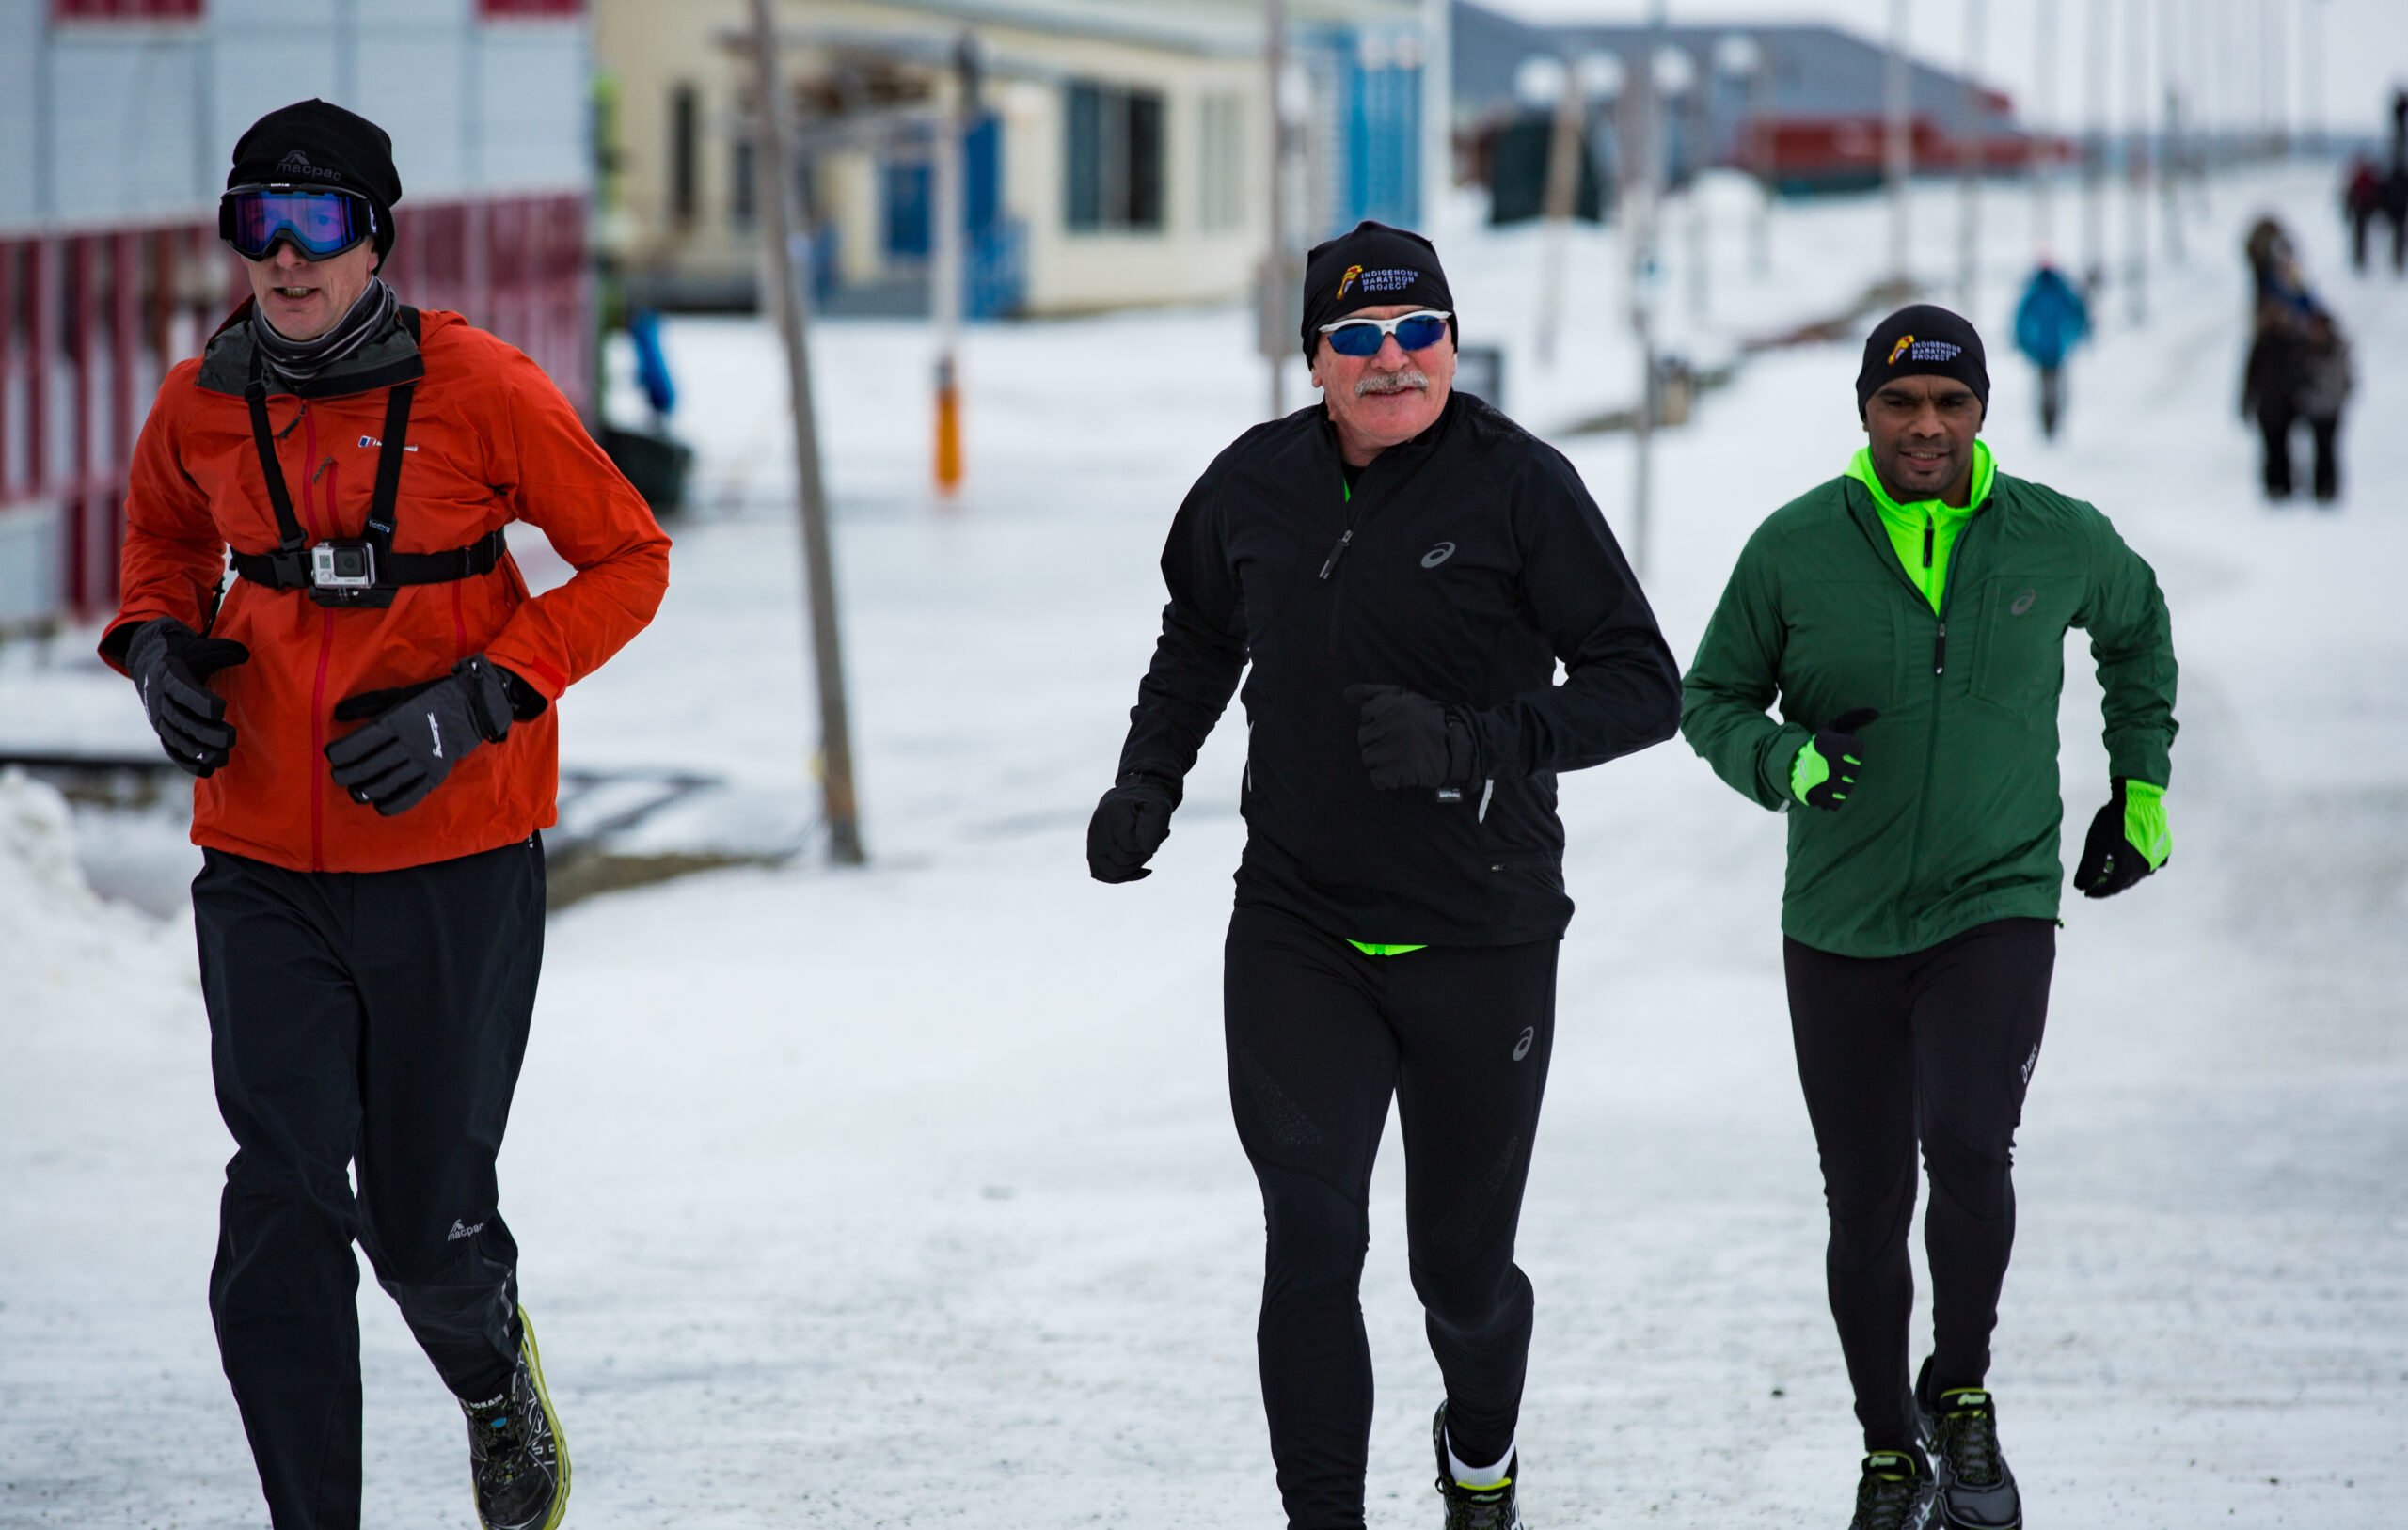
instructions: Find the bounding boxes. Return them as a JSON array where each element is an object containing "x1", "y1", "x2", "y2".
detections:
[{"x1": 275, "y1": 150, "x2": 345, "y2": 183}]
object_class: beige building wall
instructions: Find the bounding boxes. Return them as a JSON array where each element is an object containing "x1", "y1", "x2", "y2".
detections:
[{"x1": 594, "y1": 0, "x2": 1410, "y2": 315}]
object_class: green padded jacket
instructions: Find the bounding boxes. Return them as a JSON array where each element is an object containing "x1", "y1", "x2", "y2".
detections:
[{"x1": 1681, "y1": 463, "x2": 2177, "y2": 957}]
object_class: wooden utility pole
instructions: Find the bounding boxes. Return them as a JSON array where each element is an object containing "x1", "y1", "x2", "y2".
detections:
[
  {"x1": 745, "y1": 0, "x2": 864, "y2": 865},
  {"x1": 1535, "y1": 58, "x2": 1587, "y2": 367}
]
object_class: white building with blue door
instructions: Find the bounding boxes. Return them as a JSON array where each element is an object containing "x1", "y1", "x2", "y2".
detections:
[{"x1": 594, "y1": 0, "x2": 1429, "y2": 318}]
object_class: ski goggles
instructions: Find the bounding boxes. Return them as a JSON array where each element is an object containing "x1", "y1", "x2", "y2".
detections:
[
  {"x1": 1317, "y1": 309, "x2": 1452, "y2": 358},
  {"x1": 219, "y1": 185, "x2": 378, "y2": 260}
]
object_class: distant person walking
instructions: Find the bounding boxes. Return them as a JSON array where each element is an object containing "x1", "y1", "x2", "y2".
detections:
[
  {"x1": 2343, "y1": 157, "x2": 2384, "y2": 274},
  {"x1": 102, "y1": 100, "x2": 671, "y2": 1529},
  {"x1": 1682, "y1": 305, "x2": 2179, "y2": 1530},
  {"x1": 2241, "y1": 291, "x2": 2335, "y2": 503},
  {"x1": 2383, "y1": 158, "x2": 2408, "y2": 276},
  {"x1": 2249, "y1": 304, "x2": 2354, "y2": 505},
  {"x1": 2011, "y1": 260, "x2": 2089, "y2": 439},
  {"x1": 1088, "y1": 220, "x2": 1681, "y2": 1530}
]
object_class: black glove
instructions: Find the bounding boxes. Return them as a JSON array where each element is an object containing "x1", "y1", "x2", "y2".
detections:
[
  {"x1": 1342, "y1": 684, "x2": 1478, "y2": 791},
  {"x1": 124, "y1": 618, "x2": 250, "y2": 777},
  {"x1": 1086, "y1": 771, "x2": 1180, "y2": 883},
  {"x1": 1799, "y1": 707, "x2": 1879, "y2": 811},
  {"x1": 2071, "y1": 778, "x2": 2164, "y2": 899},
  {"x1": 324, "y1": 655, "x2": 516, "y2": 816}
]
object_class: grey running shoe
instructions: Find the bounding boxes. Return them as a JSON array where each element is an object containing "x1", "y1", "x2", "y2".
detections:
[
  {"x1": 460, "y1": 1306, "x2": 570, "y2": 1530},
  {"x1": 1915, "y1": 1370, "x2": 2020, "y2": 1530},
  {"x1": 1848, "y1": 1449, "x2": 1937, "y2": 1530},
  {"x1": 1431, "y1": 1405, "x2": 1524, "y2": 1529}
]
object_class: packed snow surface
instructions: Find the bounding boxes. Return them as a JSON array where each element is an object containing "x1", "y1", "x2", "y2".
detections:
[{"x1": 2, "y1": 166, "x2": 2402, "y2": 1526}]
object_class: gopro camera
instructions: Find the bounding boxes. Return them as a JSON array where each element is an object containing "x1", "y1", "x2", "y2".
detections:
[{"x1": 310, "y1": 542, "x2": 377, "y2": 591}]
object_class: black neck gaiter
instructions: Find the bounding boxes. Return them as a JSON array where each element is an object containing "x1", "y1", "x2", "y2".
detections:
[{"x1": 251, "y1": 276, "x2": 400, "y2": 387}]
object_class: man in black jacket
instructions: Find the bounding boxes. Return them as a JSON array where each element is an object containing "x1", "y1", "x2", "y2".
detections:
[{"x1": 1088, "y1": 221, "x2": 1681, "y2": 1530}]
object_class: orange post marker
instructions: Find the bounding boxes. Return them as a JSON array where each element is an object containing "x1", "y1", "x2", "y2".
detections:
[{"x1": 934, "y1": 355, "x2": 962, "y2": 495}]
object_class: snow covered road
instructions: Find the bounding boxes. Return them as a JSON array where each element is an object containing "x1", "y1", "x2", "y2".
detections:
[{"x1": 3, "y1": 166, "x2": 2402, "y2": 1527}]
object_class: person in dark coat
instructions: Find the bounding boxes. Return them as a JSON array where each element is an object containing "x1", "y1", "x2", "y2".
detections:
[
  {"x1": 2343, "y1": 157, "x2": 2383, "y2": 273},
  {"x1": 1087, "y1": 220, "x2": 1681, "y2": 1530},
  {"x1": 2383, "y1": 159, "x2": 2408, "y2": 276},
  {"x1": 2294, "y1": 309, "x2": 2354, "y2": 504},
  {"x1": 2242, "y1": 297, "x2": 2315, "y2": 502}
]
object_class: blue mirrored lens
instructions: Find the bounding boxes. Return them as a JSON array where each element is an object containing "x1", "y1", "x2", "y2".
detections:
[
  {"x1": 1393, "y1": 315, "x2": 1449, "y2": 352},
  {"x1": 229, "y1": 191, "x2": 369, "y2": 260},
  {"x1": 1325, "y1": 322, "x2": 1386, "y2": 357}
]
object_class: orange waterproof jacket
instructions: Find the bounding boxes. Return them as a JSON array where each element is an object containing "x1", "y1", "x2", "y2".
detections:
[{"x1": 102, "y1": 305, "x2": 671, "y2": 873}]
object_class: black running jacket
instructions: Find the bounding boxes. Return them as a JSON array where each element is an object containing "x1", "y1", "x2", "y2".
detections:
[{"x1": 1116, "y1": 390, "x2": 1681, "y2": 945}]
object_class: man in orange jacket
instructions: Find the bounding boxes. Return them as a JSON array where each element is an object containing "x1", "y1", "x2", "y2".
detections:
[{"x1": 100, "y1": 100, "x2": 669, "y2": 1530}]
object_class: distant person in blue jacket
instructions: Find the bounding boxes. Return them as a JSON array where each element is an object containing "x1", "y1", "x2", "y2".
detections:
[{"x1": 2013, "y1": 260, "x2": 2090, "y2": 439}]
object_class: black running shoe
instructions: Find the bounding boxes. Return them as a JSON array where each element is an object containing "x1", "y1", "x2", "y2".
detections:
[
  {"x1": 1847, "y1": 1449, "x2": 1937, "y2": 1530},
  {"x1": 1915, "y1": 1365, "x2": 2020, "y2": 1530},
  {"x1": 460, "y1": 1306, "x2": 570, "y2": 1530},
  {"x1": 1431, "y1": 1405, "x2": 1524, "y2": 1529}
]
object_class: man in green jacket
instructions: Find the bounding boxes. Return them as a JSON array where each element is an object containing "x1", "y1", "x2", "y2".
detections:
[{"x1": 1683, "y1": 305, "x2": 2177, "y2": 1530}]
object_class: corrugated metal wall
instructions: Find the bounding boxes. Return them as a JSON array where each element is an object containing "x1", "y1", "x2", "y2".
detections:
[{"x1": 0, "y1": 0, "x2": 589, "y2": 232}]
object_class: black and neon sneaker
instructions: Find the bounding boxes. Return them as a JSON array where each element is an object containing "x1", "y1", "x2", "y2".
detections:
[
  {"x1": 460, "y1": 1306, "x2": 570, "y2": 1530},
  {"x1": 1431, "y1": 1405, "x2": 1524, "y2": 1529},
  {"x1": 1914, "y1": 1364, "x2": 2020, "y2": 1530},
  {"x1": 1847, "y1": 1449, "x2": 1937, "y2": 1530}
]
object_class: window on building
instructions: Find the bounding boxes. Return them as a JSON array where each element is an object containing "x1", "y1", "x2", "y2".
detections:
[
  {"x1": 732, "y1": 135, "x2": 757, "y2": 229},
  {"x1": 1198, "y1": 90, "x2": 1246, "y2": 232},
  {"x1": 670, "y1": 84, "x2": 698, "y2": 225},
  {"x1": 1065, "y1": 81, "x2": 1165, "y2": 233}
]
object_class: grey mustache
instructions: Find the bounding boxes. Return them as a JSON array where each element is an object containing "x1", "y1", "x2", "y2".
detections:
[{"x1": 1355, "y1": 368, "x2": 1430, "y2": 397}]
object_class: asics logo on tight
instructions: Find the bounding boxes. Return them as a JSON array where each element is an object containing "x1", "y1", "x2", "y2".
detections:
[
  {"x1": 1512, "y1": 1027, "x2": 1535, "y2": 1062},
  {"x1": 1422, "y1": 542, "x2": 1456, "y2": 568},
  {"x1": 2020, "y1": 1044, "x2": 2039, "y2": 1085}
]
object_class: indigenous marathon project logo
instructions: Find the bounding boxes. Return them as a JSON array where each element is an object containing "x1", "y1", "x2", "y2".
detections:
[
  {"x1": 1337, "y1": 265, "x2": 1422, "y2": 299},
  {"x1": 1888, "y1": 335, "x2": 1965, "y2": 366}
]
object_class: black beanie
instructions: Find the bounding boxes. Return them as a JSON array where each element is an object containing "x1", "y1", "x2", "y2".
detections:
[
  {"x1": 1856, "y1": 304, "x2": 1988, "y2": 417},
  {"x1": 1300, "y1": 221, "x2": 1456, "y2": 363},
  {"x1": 226, "y1": 100, "x2": 403, "y2": 260}
]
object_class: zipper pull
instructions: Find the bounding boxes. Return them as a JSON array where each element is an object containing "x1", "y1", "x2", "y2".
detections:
[
  {"x1": 311, "y1": 457, "x2": 334, "y2": 483},
  {"x1": 1317, "y1": 528, "x2": 1354, "y2": 581},
  {"x1": 1923, "y1": 516, "x2": 1935, "y2": 569},
  {"x1": 277, "y1": 402, "x2": 307, "y2": 441},
  {"x1": 1934, "y1": 621, "x2": 1948, "y2": 674}
]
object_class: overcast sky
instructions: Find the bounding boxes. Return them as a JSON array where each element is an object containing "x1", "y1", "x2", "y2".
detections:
[{"x1": 1487, "y1": 0, "x2": 2408, "y2": 140}]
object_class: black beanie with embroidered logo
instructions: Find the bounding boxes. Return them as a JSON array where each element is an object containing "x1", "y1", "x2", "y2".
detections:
[
  {"x1": 1300, "y1": 220, "x2": 1457, "y2": 363},
  {"x1": 226, "y1": 99, "x2": 403, "y2": 261},
  {"x1": 1856, "y1": 303, "x2": 1988, "y2": 417}
]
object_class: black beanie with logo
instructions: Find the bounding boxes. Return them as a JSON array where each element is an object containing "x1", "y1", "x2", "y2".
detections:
[
  {"x1": 1856, "y1": 304, "x2": 1989, "y2": 417},
  {"x1": 1300, "y1": 220, "x2": 1457, "y2": 363},
  {"x1": 227, "y1": 99, "x2": 403, "y2": 260}
]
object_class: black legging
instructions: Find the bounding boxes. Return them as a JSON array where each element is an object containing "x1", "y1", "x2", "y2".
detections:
[
  {"x1": 1784, "y1": 918, "x2": 2054, "y2": 1454},
  {"x1": 1225, "y1": 905, "x2": 1558, "y2": 1530}
]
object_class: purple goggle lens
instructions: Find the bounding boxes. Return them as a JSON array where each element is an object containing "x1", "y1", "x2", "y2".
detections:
[{"x1": 221, "y1": 187, "x2": 374, "y2": 260}]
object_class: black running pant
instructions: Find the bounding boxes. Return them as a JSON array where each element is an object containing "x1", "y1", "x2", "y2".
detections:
[
  {"x1": 1225, "y1": 906, "x2": 1558, "y2": 1530},
  {"x1": 193, "y1": 838, "x2": 547, "y2": 1530},
  {"x1": 1783, "y1": 919, "x2": 2053, "y2": 1455}
]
